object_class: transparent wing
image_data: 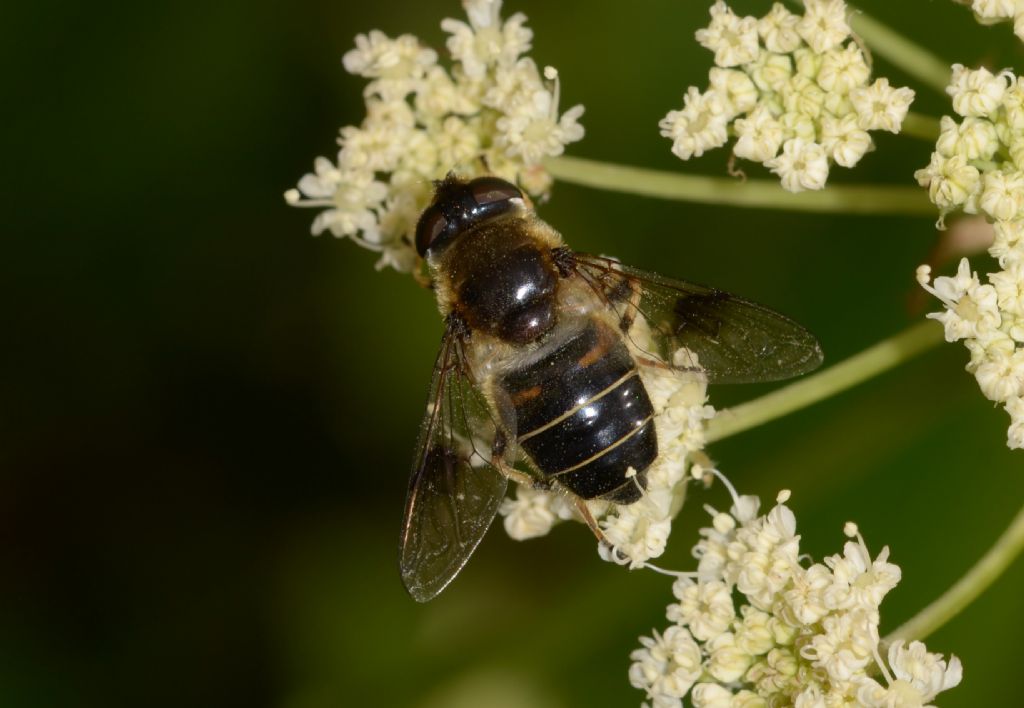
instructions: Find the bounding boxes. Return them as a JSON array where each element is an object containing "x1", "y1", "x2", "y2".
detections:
[
  {"x1": 399, "y1": 324, "x2": 508, "y2": 602},
  {"x1": 571, "y1": 253, "x2": 823, "y2": 384}
]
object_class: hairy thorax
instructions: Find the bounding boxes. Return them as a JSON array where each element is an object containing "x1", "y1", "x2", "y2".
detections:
[{"x1": 432, "y1": 214, "x2": 566, "y2": 345}]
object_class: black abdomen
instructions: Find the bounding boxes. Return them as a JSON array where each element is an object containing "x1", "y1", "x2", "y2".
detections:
[{"x1": 500, "y1": 321, "x2": 657, "y2": 504}]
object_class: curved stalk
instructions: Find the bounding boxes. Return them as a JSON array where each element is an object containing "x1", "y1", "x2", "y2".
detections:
[
  {"x1": 847, "y1": 8, "x2": 951, "y2": 95},
  {"x1": 545, "y1": 156, "x2": 935, "y2": 216},
  {"x1": 885, "y1": 501, "x2": 1024, "y2": 644},
  {"x1": 705, "y1": 320, "x2": 943, "y2": 443}
]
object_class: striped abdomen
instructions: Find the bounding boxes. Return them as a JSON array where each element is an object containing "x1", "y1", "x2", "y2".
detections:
[{"x1": 500, "y1": 320, "x2": 657, "y2": 504}]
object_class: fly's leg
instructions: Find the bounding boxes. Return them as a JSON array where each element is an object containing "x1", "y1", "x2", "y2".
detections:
[
  {"x1": 572, "y1": 496, "x2": 607, "y2": 542},
  {"x1": 571, "y1": 495, "x2": 633, "y2": 564},
  {"x1": 490, "y1": 430, "x2": 550, "y2": 490}
]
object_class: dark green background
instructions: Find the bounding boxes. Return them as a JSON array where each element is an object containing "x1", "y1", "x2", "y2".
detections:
[{"x1": 4, "y1": 1, "x2": 1023, "y2": 706}]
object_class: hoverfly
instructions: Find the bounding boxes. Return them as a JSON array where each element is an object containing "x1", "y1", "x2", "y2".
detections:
[{"x1": 399, "y1": 174, "x2": 822, "y2": 602}]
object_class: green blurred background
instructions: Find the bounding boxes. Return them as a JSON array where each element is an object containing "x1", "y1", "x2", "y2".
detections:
[{"x1": 4, "y1": 0, "x2": 1023, "y2": 706}]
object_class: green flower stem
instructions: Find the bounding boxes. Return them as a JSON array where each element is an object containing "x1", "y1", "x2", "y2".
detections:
[
  {"x1": 847, "y1": 7, "x2": 951, "y2": 95},
  {"x1": 705, "y1": 320, "x2": 943, "y2": 443},
  {"x1": 901, "y1": 111, "x2": 942, "y2": 142},
  {"x1": 885, "y1": 501, "x2": 1024, "y2": 645},
  {"x1": 545, "y1": 156, "x2": 935, "y2": 216}
]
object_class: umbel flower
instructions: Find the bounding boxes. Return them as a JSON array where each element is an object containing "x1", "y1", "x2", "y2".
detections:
[
  {"x1": 915, "y1": 65, "x2": 1024, "y2": 448},
  {"x1": 284, "y1": 0, "x2": 584, "y2": 271},
  {"x1": 660, "y1": 0, "x2": 915, "y2": 192},
  {"x1": 629, "y1": 486, "x2": 963, "y2": 707}
]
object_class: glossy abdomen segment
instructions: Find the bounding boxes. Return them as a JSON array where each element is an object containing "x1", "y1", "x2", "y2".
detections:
[{"x1": 500, "y1": 321, "x2": 657, "y2": 504}]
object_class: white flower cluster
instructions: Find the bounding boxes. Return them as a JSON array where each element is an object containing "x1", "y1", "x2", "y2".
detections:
[
  {"x1": 629, "y1": 488, "x2": 963, "y2": 707},
  {"x1": 659, "y1": 0, "x2": 915, "y2": 193},
  {"x1": 914, "y1": 65, "x2": 1024, "y2": 222},
  {"x1": 499, "y1": 319, "x2": 714, "y2": 567},
  {"x1": 952, "y1": 0, "x2": 1024, "y2": 41},
  {"x1": 915, "y1": 65, "x2": 1024, "y2": 448},
  {"x1": 284, "y1": 0, "x2": 584, "y2": 271}
]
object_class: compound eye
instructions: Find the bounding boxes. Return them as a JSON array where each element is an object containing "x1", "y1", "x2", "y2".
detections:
[
  {"x1": 415, "y1": 207, "x2": 449, "y2": 256},
  {"x1": 469, "y1": 177, "x2": 523, "y2": 206}
]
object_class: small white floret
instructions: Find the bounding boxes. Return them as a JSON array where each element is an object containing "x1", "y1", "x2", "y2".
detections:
[
  {"x1": 342, "y1": 30, "x2": 437, "y2": 83},
  {"x1": 440, "y1": 0, "x2": 533, "y2": 79},
  {"x1": 820, "y1": 113, "x2": 872, "y2": 168},
  {"x1": 849, "y1": 78, "x2": 915, "y2": 133},
  {"x1": 913, "y1": 153, "x2": 981, "y2": 211},
  {"x1": 658, "y1": 88, "x2": 730, "y2": 160},
  {"x1": 757, "y1": 3, "x2": 802, "y2": 54},
  {"x1": 732, "y1": 105, "x2": 784, "y2": 163},
  {"x1": 629, "y1": 626, "x2": 704, "y2": 701},
  {"x1": 947, "y1": 64, "x2": 1011, "y2": 118},
  {"x1": 764, "y1": 138, "x2": 830, "y2": 192},
  {"x1": 979, "y1": 170, "x2": 1024, "y2": 221},
  {"x1": 696, "y1": 1, "x2": 761, "y2": 68},
  {"x1": 816, "y1": 43, "x2": 870, "y2": 94},
  {"x1": 708, "y1": 68, "x2": 758, "y2": 117},
  {"x1": 667, "y1": 579, "x2": 736, "y2": 641},
  {"x1": 796, "y1": 0, "x2": 851, "y2": 54}
]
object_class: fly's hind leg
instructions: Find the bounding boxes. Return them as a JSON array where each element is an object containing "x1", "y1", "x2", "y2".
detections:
[
  {"x1": 560, "y1": 480, "x2": 643, "y2": 565},
  {"x1": 570, "y1": 494, "x2": 636, "y2": 564},
  {"x1": 571, "y1": 495, "x2": 609, "y2": 544}
]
